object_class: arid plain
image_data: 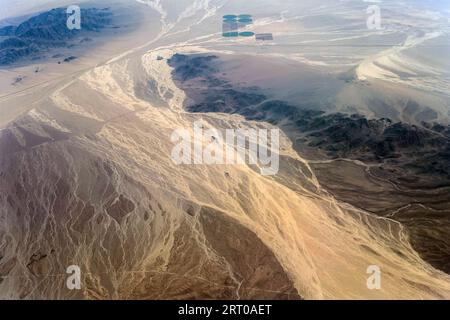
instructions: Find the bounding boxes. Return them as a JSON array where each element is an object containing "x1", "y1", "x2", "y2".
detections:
[{"x1": 0, "y1": 0, "x2": 449, "y2": 299}]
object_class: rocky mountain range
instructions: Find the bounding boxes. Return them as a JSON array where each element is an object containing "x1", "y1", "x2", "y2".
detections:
[{"x1": 0, "y1": 7, "x2": 113, "y2": 65}]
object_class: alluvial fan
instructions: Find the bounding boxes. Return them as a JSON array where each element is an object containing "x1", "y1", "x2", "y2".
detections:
[{"x1": 1, "y1": 0, "x2": 450, "y2": 300}]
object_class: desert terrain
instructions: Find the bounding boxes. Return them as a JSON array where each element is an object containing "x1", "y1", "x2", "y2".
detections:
[{"x1": 0, "y1": 0, "x2": 449, "y2": 299}]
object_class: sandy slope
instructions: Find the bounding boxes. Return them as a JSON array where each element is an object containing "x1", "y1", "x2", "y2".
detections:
[
  {"x1": 1, "y1": 45, "x2": 449, "y2": 299},
  {"x1": 0, "y1": 0, "x2": 450, "y2": 300}
]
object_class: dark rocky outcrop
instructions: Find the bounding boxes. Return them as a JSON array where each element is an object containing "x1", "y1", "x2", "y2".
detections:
[{"x1": 0, "y1": 7, "x2": 113, "y2": 66}]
